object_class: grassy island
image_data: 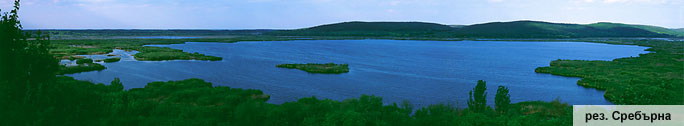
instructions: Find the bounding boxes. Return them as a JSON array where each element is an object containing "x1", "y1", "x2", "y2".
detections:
[
  {"x1": 103, "y1": 57, "x2": 121, "y2": 63},
  {"x1": 49, "y1": 39, "x2": 227, "y2": 61},
  {"x1": 57, "y1": 63, "x2": 106, "y2": 75},
  {"x1": 277, "y1": 63, "x2": 349, "y2": 74},
  {"x1": 76, "y1": 58, "x2": 93, "y2": 64},
  {"x1": 134, "y1": 47, "x2": 222, "y2": 61}
]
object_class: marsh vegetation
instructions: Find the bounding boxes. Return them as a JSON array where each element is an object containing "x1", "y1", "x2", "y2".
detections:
[
  {"x1": 134, "y1": 47, "x2": 222, "y2": 61},
  {"x1": 277, "y1": 63, "x2": 350, "y2": 74},
  {"x1": 57, "y1": 63, "x2": 106, "y2": 75},
  {"x1": 535, "y1": 39, "x2": 684, "y2": 105},
  {"x1": 103, "y1": 57, "x2": 121, "y2": 63}
]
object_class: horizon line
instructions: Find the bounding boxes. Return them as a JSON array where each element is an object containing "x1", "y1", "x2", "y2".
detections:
[{"x1": 21, "y1": 20, "x2": 684, "y2": 30}]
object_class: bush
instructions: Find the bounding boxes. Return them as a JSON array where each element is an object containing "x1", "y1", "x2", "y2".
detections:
[
  {"x1": 468, "y1": 80, "x2": 488, "y2": 112},
  {"x1": 495, "y1": 86, "x2": 511, "y2": 114}
]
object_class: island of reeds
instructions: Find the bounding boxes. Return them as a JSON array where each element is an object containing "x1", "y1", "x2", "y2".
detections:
[{"x1": 277, "y1": 63, "x2": 350, "y2": 74}]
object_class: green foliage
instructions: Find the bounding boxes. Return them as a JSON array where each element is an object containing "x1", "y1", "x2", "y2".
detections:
[
  {"x1": 0, "y1": 76, "x2": 123, "y2": 125},
  {"x1": 0, "y1": 0, "x2": 58, "y2": 91},
  {"x1": 277, "y1": 63, "x2": 350, "y2": 74},
  {"x1": 68, "y1": 55, "x2": 85, "y2": 60},
  {"x1": 104, "y1": 57, "x2": 121, "y2": 63},
  {"x1": 468, "y1": 80, "x2": 489, "y2": 112},
  {"x1": 495, "y1": 86, "x2": 511, "y2": 114},
  {"x1": 6, "y1": 73, "x2": 573, "y2": 126},
  {"x1": 57, "y1": 63, "x2": 106, "y2": 75},
  {"x1": 134, "y1": 47, "x2": 222, "y2": 61},
  {"x1": 0, "y1": 1, "x2": 61, "y2": 124},
  {"x1": 106, "y1": 78, "x2": 269, "y2": 125},
  {"x1": 535, "y1": 39, "x2": 684, "y2": 104},
  {"x1": 110, "y1": 78, "x2": 124, "y2": 91},
  {"x1": 76, "y1": 58, "x2": 93, "y2": 64}
]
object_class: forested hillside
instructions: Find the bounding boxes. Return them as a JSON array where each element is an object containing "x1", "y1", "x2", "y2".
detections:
[
  {"x1": 275, "y1": 20, "x2": 682, "y2": 38},
  {"x1": 270, "y1": 21, "x2": 456, "y2": 37}
]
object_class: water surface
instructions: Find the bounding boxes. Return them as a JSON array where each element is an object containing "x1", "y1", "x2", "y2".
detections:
[{"x1": 67, "y1": 40, "x2": 648, "y2": 107}]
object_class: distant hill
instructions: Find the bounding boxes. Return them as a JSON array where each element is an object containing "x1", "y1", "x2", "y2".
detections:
[
  {"x1": 269, "y1": 21, "x2": 455, "y2": 37},
  {"x1": 452, "y1": 21, "x2": 673, "y2": 38},
  {"x1": 673, "y1": 28, "x2": 684, "y2": 33},
  {"x1": 27, "y1": 29, "x2": 273, "y2": 39},
  {"x1": 449, "y1": 25, "x2": 466, "y2": 28},
  {"x1": 587, "y1": 22, "x2": 684, "y2": 37},
  {"x1": 272, "y1": 20, "x2": 682, "y2": 38},
  {"x1": 303, "y1": 21, "x2": 453, "y2": 31}
]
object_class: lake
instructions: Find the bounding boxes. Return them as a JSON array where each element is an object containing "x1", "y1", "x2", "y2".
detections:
[{"x1": 67, "y1": 40, "x2": 648, "y2": 107}]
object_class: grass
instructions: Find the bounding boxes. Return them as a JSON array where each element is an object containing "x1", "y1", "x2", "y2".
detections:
[{"x1": 277, "y1": 63, "x2": 350, "y2": 74}]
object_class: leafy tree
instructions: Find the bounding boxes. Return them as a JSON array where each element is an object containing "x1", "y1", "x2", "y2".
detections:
[
  {"x1": 0, "y1": 0, "x2": 60, "y2": 124},
  {"x1": 323, "y1": 110, "x2": 366, "y2": 126},
  {"x1": 495, "y1": 86, "x2": 511, "y2": 114},
  {"x1": 110, "y1": 77, "x2": 124, "y2": 91},
  {"x1": 468, "y1": 80, "x2": 488, "y2": 112},
  {"x1": 1, "y1": 0, "x2": 57, "y2": 101}
]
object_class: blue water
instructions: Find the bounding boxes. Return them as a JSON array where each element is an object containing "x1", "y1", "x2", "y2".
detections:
[{"x1": 67, "y1": 40, "x2": 648, "y2": 107}]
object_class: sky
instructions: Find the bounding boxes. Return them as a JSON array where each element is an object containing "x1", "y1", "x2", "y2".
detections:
[{"x1": 0, "y1": 0, "x2": 682, "y2": 29}]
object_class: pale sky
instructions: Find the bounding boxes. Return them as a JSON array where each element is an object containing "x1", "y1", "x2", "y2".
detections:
[{"x1": 1, "y1": 0, "x2": 682, "y2": 29}]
